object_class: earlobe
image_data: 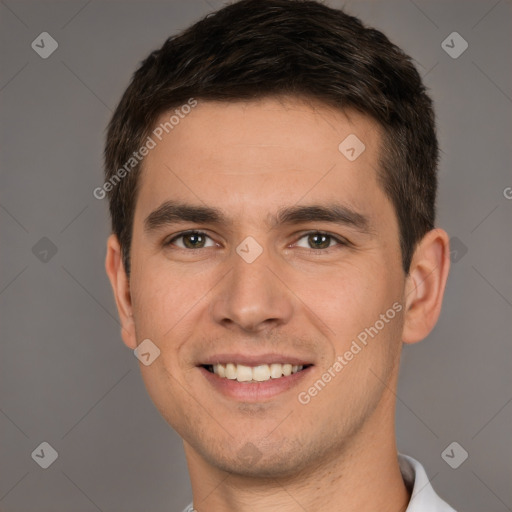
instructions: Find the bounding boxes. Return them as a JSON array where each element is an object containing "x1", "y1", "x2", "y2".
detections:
[
  {"x1": 402, "y1": 228, "x2": 451, "y2": 345},
  {"x1": 105, "y1": 234, "x2": 138, "y2": 349}
]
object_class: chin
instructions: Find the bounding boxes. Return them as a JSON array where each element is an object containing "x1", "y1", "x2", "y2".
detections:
[
  {"x1": 221, "y1": 457, "x2": 304, "y2": 479},
  {"x1": 202, "y1": 439, "x2": 314, "y2": 480}
]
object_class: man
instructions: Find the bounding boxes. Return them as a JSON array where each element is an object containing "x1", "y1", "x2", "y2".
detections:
[{"x1": 103, "y1": 0, "x2": 455, "y2": 510}]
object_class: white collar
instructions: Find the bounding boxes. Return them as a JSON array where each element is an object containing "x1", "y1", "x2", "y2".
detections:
[{"x1": 399, "y1": 453, "x2": 457, "y2": 511}]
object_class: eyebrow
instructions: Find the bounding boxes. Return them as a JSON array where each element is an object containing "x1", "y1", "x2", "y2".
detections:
[{"x1": 143, "y1": 200, "x2": 372, "y2": 235}]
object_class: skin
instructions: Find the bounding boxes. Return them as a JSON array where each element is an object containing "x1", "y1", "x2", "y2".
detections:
[{"x1": 105, "y1": 96, "x2": 450, "y2": 512}]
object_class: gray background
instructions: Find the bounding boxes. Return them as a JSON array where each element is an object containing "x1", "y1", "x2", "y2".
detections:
[{"x1": 1, "y1": 0, "x2": 511, "y2": 510}]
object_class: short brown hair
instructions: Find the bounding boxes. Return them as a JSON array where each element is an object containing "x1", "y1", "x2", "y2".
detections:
[{"x1": 104, "y1": 0, "x2": 438, "y2": 277}]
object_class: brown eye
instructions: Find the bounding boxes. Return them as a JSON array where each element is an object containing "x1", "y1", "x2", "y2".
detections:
[
  {"x1": 166, "y1": 231, "x2": 215, "y2": 249},
  {"x1": 295, "y1": 231, "x2": 346, "y2": 251},
  {"x1": 307, "y1": 233, "x2": 332, "y2": 249}
]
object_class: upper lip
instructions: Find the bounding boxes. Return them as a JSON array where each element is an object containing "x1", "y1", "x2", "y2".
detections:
[{"x1": 199, "y1": 353, "x2": 314, "y2": 366}]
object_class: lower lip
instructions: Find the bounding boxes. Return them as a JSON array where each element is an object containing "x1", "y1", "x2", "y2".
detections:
[{"x1": 199, "y1": 366, "x2": 313, "y2": 402}]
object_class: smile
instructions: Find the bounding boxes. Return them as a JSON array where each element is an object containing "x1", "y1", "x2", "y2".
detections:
[{"x1": 204, "y1": 363, "x2": 307, "y2": 382}]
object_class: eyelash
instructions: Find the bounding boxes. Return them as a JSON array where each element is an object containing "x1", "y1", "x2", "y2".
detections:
[{"x1": 164, "y1": 230, "x2": 349, "y2": 254}]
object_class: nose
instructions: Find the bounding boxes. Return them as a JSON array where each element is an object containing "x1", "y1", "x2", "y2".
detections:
[{"x1": 210, "y1": 243, "x2": 294, "y2": 334}]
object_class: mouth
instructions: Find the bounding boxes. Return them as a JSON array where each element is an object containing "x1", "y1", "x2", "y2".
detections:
[
  {"x1": 198, "y1": 356, "x2": 314, "y2": 401},
  {"x1": 202, "y1": 362, "x2": 312, "y2": 383}
]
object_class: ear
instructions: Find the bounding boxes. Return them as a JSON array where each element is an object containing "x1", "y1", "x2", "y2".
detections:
[
  {"x1": 402, "y1": 228, "x2": 451, "y2": 344},
  {"x1": 105, "y1": 234, "x2": 137, "y2": 349}
]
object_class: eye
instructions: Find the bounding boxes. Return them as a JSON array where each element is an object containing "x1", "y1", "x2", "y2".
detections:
[
  {"x1": 165, "y1": 230, "x2": 217, "y2": 249},
  {"x1": 164, "y1": 230, "x2": 348, "y2": 252},
  {"x1": 294, "y1": 231, "x2": 348, "y2": 251}
]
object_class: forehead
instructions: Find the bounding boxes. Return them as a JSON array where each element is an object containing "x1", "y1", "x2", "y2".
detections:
[{"x1": 135, "y1": 97, "x2": 386, "y2": 224}]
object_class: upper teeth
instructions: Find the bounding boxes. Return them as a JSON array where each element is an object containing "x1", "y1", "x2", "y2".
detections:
[{"x1": 212, "y1": 363, "x2": 304, "y2": 382}]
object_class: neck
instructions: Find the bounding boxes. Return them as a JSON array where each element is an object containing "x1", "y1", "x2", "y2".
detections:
[{"x1": 183, "y1": 389, "x2": 410, "y2": 512}]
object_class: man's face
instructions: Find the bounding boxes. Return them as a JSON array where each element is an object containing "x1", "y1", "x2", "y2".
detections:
[{"x1": 125, "y1": 97, "x2": 407, "y2": 477}]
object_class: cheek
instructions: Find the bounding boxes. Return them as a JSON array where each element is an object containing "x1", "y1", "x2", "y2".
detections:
[
  {"x1": 308, "y1": 261, "x2": 403, "y2": 350},
  {"x1": 132, "y1": 264, "x2": 204, "y2": 331}
]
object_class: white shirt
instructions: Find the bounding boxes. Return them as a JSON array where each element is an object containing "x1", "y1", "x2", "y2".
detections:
[
  {"x1": 398, "y1": 453, "x2": 456, "y2": 511},
  {"x1": 180, "y1": 452, "x2": 456, "y2": 511}
]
